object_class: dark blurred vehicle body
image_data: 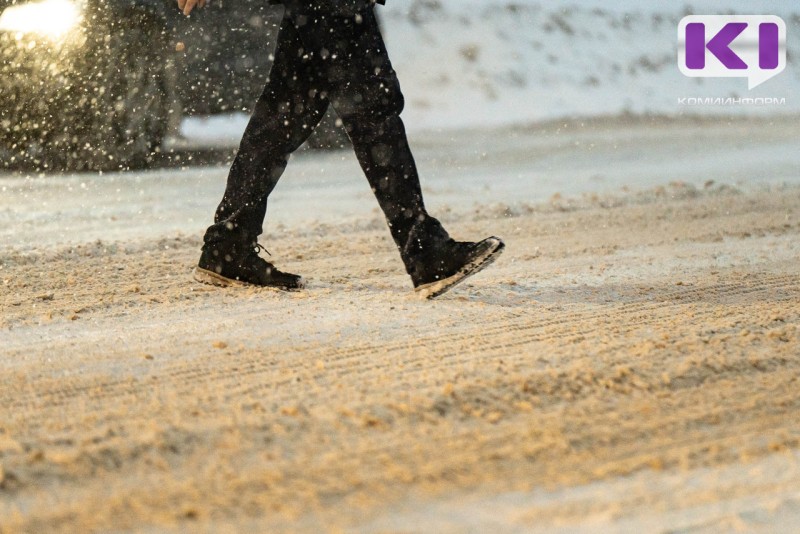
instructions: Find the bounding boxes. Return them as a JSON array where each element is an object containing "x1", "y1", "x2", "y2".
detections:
[
  {"x1": 0, "y1": 0, "x2": 345, "y2": 171},
  {"x1": 0, "y1": 0, "x2": 182, "y2": 170},
  {"x1": 174, "y1": 0, "x2": 278, "y2": 116}
]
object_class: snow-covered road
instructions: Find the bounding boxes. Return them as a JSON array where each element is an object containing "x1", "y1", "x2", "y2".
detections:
[
  {"x1": 1, "y1": 113, "x2": 800, "y2": 532},
  {"x1": 2, "y1": 115, "x2": 798, "y2": 251}
]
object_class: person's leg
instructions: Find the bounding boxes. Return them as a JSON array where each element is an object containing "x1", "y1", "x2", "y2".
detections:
[
  {"x1": 285, "y1": 6, "x2": 437, "y2": 263},
  {"x1": 202, "y1": 13, "x2": 330, "y2": 256},
  {"x1": 286, "y1": 6, "x2": 504, "y2": 298}
]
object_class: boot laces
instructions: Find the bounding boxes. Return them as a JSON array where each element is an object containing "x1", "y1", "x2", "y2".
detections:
[{"x1": 253, "y1": 243, "x2": 271, "y2": 257}]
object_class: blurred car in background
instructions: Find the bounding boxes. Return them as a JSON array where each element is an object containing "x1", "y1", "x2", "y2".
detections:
[
  {"x1": 0, "y1": 0, "x2": 346, "y2": 172},
  {"x1": 0, "y1": 0, "x2": 180, "y2": 170}
]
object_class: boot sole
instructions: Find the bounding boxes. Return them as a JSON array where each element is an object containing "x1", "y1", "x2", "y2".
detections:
[
  {"x1": 414, "y1": 237, "x2": 505, "y2": 300},
  {"x1": 193, "y1": 267, "x2": 305, "y2": 291}
]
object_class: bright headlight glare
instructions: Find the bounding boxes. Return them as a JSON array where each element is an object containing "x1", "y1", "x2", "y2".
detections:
[{"x1": 0, "y1": 0, "x2": 82, "y2": 41}]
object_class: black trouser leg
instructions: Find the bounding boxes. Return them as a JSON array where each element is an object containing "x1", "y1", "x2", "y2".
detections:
[
  {"x1": 286, "y1": 7, "x2": 437, "y2": 259},
  {"x1": 203, "y1": 15, "x2": 329, "y2": 250}
]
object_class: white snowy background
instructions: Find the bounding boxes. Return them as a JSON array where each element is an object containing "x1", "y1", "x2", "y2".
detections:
[{"x1": 183, "y1": 0, "x2": 800, "y2": 141}]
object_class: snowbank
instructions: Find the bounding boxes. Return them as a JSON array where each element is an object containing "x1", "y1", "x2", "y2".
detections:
[{"x1": 382, "y1": 0, "x2": 800, "y2": 131}]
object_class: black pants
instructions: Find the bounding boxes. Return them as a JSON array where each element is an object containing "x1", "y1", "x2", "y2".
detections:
[{"x1": 204, "y1": 3, "x2": 434, "y2": 265}]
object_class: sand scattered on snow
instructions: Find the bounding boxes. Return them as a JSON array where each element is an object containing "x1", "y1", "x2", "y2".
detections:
[{"x1": 1, "y1": 182, "x2": 799, "y2": 532}]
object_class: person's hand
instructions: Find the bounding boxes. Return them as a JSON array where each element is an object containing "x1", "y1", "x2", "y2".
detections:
[{"x1": 177, "y1": 0, "x2": 206, "y2": 16}]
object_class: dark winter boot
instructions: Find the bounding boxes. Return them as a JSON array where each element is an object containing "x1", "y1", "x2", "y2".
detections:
[
  {"x1": 402, "y1": 218, "x2": 504, "y2": 299},
  {"x1": 194, "y1": 242, "x2": 304, "y2": 290}
]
